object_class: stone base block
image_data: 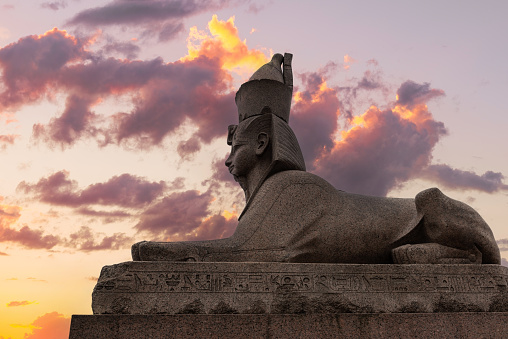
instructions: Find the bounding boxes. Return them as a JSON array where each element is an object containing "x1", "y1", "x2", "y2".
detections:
[
  {"x1": 92, "y1": 262, "x2": 508, "y2": 314},
  {"x1": 70, "y1": 313, "x2": 508, "y2": 338}
]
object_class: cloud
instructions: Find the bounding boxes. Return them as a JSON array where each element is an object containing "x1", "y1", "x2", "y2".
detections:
[
  {"x1": 1, "y1": 225, "x2": 61, "y2": 249},
  {"x1": 188, "y1": 213, "x2": 236, "y2": 241},
  {"x1": 497, "y1": 239, "x2": 508, "y2": 252},
  {"x1": 182, "y1": 15, "x2": 268, "y2": 75},
  {"x1": 33, "y1": 94, "x2": 98, "y2": 146},
  {"x1": 310, "y1": 80, "x2": 447, "y2": 196},
  {"x1": 0, "y1": 28, "x2": 91, "y2": 111},
  {"x1": 0, "y1": 251, "x2": 7, "y2": 255},
  {"x1": 0, "y1": 17, "x2": 267, "y2": 152},
  {"x1": 41, "y1": 1, "x2": 67, "y2": 10},
  {"x1": 102, "y1": 40, "x2": 140, "y2": 59},
  {"x1": 290, "y1": 67, "x2": 341, "y2": 165},
  {"x1": 135, "y1": 190, "x2": 213, "y2": 239},
  {"x1": 502, "y1": 258, "x2": 508, "y2": 268},
  {"x1": 67, "y1": 226, "x2": 133, "y2": 251},
  {"x1": 75, "y1": 207, "x2": 131, "y2": 218},
  {"x1": 6, "y1": 300, "x2": 36, "y2": 307},
  {"x1": 27, "y1": 277, "x2": 47, "y2": 283},
  {"x1": 337, "y1": 63, "x2": 387, "y2": 122},
  {"x1": 0, "y1": 203, "x2": 58, "y2": 249},
  {"x1": 18, "y1": 171, "x2": 166, "y2": 208},
  {"x1": 67, "y1": 0, "x2": 235, "y2": 42},
  {"x1": 23, "y1": 312, "x2": 70, "y2": 339},
  {"x1": 420, "y1": 165, "x2": 508, "y2": 193},
  {"x1": 343, "y1": 54, "x2": 357, "y2": 70},
  {"x1": 0, "y1": 199, "x2": 133, "y2": 251},
  {"x1": 396, "y1": 80, "x2": 445, "y2": 107},
  {"x1": 208, "y1": 153, "x2": 237, "y2": 187},
  {"x1": 0, "y1": 134, "x2": 19, "y2": 149}
]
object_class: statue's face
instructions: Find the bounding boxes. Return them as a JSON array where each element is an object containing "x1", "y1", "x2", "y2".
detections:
[{"x1": 225, "y1": 126, "x2": 256, "y2": 183}]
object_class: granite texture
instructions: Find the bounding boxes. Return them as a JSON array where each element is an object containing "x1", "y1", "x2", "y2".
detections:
[
  {"x1": 92, "y1": 261, "x2": 508, "y2": 315},
  {"x1": 70, "y1": 313, "x2": 508, "y2": 338},
  {"x1": 131, "y1": 53, "x2": 501, "y2": 265}
]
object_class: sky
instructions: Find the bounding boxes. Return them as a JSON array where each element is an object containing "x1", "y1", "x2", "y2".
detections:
[{"x1": 0, "y1": 0, "x2": 507, "y2": 338}]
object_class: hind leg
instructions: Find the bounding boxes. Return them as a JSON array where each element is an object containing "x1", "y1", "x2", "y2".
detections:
[
  {"x1": 392, "y1": 243, "x2": 481, "y2": 264},
  {"x1": 413, "y1": 188, "x2": 500, "y2": 264}
]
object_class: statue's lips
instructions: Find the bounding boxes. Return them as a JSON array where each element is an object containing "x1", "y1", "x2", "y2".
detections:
[{"x1": 228, "y1": 166, "x2": 234, "y2": 174}]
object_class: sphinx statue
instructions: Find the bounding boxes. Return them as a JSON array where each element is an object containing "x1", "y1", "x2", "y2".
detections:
[{"x1": 132, "y1": 53, "x2": 500, "y2": 265}]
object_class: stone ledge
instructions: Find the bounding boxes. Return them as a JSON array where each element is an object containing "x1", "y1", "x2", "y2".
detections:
[
  {"x1": 70, "y1": 313, "x2": 508, "y2": 339},
  {"x1": 92, "y1": 262, "x2": 508, "y2": 314}
]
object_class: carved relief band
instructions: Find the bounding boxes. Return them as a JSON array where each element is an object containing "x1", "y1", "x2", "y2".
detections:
[{"x1": 92, "y1": 262, "x2": 508, "y2": 315}]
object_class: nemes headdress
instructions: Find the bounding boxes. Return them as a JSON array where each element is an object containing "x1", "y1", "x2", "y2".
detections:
[{"x1": 229, "y1": 53, "x2": 306, "y2": 174}]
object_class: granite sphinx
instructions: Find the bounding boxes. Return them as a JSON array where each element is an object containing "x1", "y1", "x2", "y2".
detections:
[{"x1": 131, "y1": 53, "x2": 500, "y2": 265}]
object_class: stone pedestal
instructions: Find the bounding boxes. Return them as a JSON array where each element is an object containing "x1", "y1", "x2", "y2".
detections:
[
  {"x1": 92, "y1": 262, "x2": 508, "y2": 314},
  {"x1": 70, "y1": 313, "x2": 508, "y2": 338},
  {"x1": 69, "y1": 262, "x2": 508, "y2": 338}
]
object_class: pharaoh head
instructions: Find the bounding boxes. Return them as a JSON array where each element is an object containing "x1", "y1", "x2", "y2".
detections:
[{"x1": 225, "y1": 53, "x2": 306, "y2": 201}]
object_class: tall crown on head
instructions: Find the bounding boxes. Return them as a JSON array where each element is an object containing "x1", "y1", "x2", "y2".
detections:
[{"x1": 235, "y1": 53, "x2": 293, "y2": 123}]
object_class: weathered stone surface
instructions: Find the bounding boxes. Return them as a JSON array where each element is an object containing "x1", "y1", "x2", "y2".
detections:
[
  {"x1": 70, "y1": 313, "x2": 508, "y2": 338},
  {"x1": 92, "y1": 261, "x2": 508, "y2": 315}
]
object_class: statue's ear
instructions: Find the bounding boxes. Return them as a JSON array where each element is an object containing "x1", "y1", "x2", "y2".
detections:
[{"x1": 256, "y1": 132, "x2": 269, "y2": 156}]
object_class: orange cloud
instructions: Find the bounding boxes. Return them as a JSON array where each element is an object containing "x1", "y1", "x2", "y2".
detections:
[
  {"x1": 0, "y1": 202, "x2": 21, "y2": 228},
  {"x1": 343, "y1": 54, "x2": 357, "y2": 70},
  {"x1": 6, "y1": 300, "x2": 37, "y2": 307},
  {"x1": 22, "y1": 312, "x2": 71, "y2": 339},
  {"x1": 182, "y1": 15, "x2": 268, "y2": 75}
]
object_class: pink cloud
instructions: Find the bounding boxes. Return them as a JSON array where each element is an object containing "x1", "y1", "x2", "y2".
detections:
[
  {"x1": 0, "y1": 134, "x2": 18, "y2": 149},
  {"x1": 0, "y1": 28, "x2": 90, "y2": 111},
  {"x1": 18, "y1": 171, "x2": 166, "y2": 208},
  {"x1": 420, "y1": 165, "x2": 508, "y2": 193},
  {"x1": 1, "y1": 225, "x2": 61, "y2": 249},
  {"x1": 0, "y1": 30, "x2": 236, "y2": 149},
  {"x1": 309, "y1": 80, "x2": 448, "y2": 196},
  {"x1": 135, "y1": 190, "x2": 213, "y2": 239},
  {"x1": 67, "y1": 226, "x2": 133, "y2": 251},
  {"x1": 23, "y1": 312, "x2": 70, "y2": 339},
  {"x1": 0, "y1": 199, "x2": 132, "y2": 251}
]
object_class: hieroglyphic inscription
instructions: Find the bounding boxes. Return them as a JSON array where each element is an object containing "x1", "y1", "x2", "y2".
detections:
[{"x1": 95, "y1": 270, "x2": 508, "y2": 294}]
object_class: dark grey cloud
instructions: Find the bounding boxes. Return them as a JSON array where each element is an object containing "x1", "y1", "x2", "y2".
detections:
[
  {"x1": 396, "y1": 80, "x2": 445, "y2": 107},
  {"x1": 67, "y1": 0, "x2": 235, "y2": 42},
  {"x1": 102, "y1": 41, "x2": 141, "y2": 59}
]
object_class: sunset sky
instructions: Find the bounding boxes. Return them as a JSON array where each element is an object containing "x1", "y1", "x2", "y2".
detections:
[{"x1": 1, "y1": 1, "x2": 507, "y2": 338}]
